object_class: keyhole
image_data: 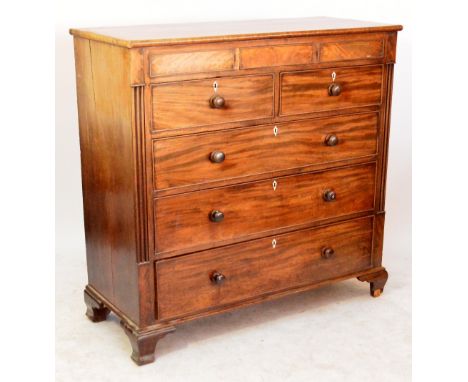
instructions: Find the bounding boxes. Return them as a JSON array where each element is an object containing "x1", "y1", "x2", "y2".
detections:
[
  {"x1": 272, "y1": 180, "x2": 278, "y2": 191},
  {"x1": 272, "y1": 239, "x2": 277, "y2": 248}
]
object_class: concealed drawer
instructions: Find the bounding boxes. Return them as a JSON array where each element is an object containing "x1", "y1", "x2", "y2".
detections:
[
  {"x1": 320, "y1": 39, "x2": 384, "y2": 62},
  {"x1": 154, "y1": 163, "x2": 375, "y2": 254},
  {"x1": 280, "y1": 65, "x2": 383, "y2": 116},
  {"x1": 240, "y1": 44, "x2": 316, "y2": 69},
  {"x1": 149, "y1": 50, "x2": 235, "y2": 77},
  {"x1": 151, "y1": 74, "x2": 274, "y2": 132},
  {"x1": 153, "y1": 113, "x2": 378, "y2": 190},
  {"x1": 156, "y1": 217, "x2": 373, "y2": 319}
]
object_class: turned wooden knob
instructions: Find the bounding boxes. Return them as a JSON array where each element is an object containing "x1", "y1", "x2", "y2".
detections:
[
  {"x1": 325, "y1": 134, "x2": 339, "y2": 146},
  {"x1": 328, "y1": 83, "x2": 342, "y2": 96},
  {"x1": 323, "y1": 189, "x2": 336, "y2": 202},
  {"x1": 211, "y1": 271, "x2": 225, "y2": 284},
  {"x1": 321, "y1": 247, "x2": 335, "y2": 259},
  {"x1": 209, "y1": 210, "x2": 224, "y2": 222},
  {"x1": 210, "y1": 151, "x2": 225, "y2": 163},
  {"x1": 209, "y1": 95, "x2": 225, "y2": 108}
]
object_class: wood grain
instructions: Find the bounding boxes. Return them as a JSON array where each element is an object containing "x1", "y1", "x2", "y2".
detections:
[
  {"x1": 73, "y1": 38, "x2": 140, "y2": 323},
  {"x1": 154, "y1": 163, "x2": 376, "y2": 254},
  {"x1": 153, "y1": 112, "x2": 378, "y2": 191},
  {"x1": 156, "y1": 217, "x2": 373, "y2": 319},
  {"x1": 386, "y1": 32, "x2": 398, "y2": 63},
  {"x1": 240, "y1": 44, "x2": 316, "y2": 69},
  {"x1": 281, "y1": 65, "x2": 383, "y2": 116},
  {"x1": 320, "y1": 39, "x2": 384, "y2": 62},
  {"x1": 86, "y1": 263, "x2": 386, "y2": 330},
  {"x1": 71, "y1": 20, "x2": 402, "y2": 365},
  {"x1": 151, "y1": 74, "x2": 274, "y2": 132},
  {"x1": 149, "y1": 50, "x2": 235, "y2": 77},
  {"x1": 141, "y1": 32, "x2": 393, "y2": 86}
]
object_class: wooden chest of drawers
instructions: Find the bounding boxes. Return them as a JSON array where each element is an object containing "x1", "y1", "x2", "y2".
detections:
[{"x1": 71, "y1": 17, "x2": 402, "y2": 365}]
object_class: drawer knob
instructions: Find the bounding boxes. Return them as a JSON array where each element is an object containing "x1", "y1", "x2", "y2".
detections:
[
  {"x1": 328, "y1": 83, "x2": 342, "y2": 96},
  {"x1": 211, "y1": 271, "x2": 226, "y2": 284},
  {"x1": 325, "y1": 134, "x2": 339, "y2": 146},
  {"x1": 209, "y1": 95, "x2": 226, "y2": 108},
  {"x1": 323, "y1": 189, "x2": 336, "y2": 202},
  {"x1": 321, "y1": 247, "x2": 335, "y2": 259},
  {"x1": 210, "y1": 150, "x2": 225, "y2": 163},
  {"x1": 209, "y1": 210, "x2": 224, "y2": 222}
]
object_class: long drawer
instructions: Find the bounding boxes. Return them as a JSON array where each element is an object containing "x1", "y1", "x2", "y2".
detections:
[
  {"x1": 153, "y1": 113, "x2": 378, "y2": 191},
  {"x1": 151, "y1": 74, "x2": 274, "y2": 132},
  {"x1": 156, "y1": 217, "x2": 374, "y2": 319},
  {"x1": 280, "y1": 65, "x2": 383, "y2": 116},
  {"x1": 154, "y1": 163, "x2": 376, "y2": 254}
]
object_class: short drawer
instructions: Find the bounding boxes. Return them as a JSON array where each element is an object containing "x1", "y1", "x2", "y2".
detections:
[
  {"x1": 156, "y1": 217, "x2": 373, "y2": 319},
  {"x1": 149, "y1": 49, "x2": 236, "y2": 77},
  {"x1": 151, "y1": 74, "x2": 274, "y2": 132},
  {"x1": 153, "y1": 113, "x2": 378, "y2": 190},
  {"x1": 154, "y1": 163, "x2": 376, "y2": 254},
  {"x1": 319, "y1": 39, "x2": 384, "y2": 62},
  {"x1": 280, "y1": 65, "x2": 383, "y2": 116},
  {"x1": 240, "y1": 44, "x2": 316, "y2": 69}
]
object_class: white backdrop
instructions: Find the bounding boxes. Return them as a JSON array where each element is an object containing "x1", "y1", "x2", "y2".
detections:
[{"x1": 55, "y1": 1, "x2": 411, "y2": 380}]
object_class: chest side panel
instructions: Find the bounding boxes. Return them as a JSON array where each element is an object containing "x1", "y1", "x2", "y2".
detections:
[{"x1": 74, "y1": 38, "x2": 142, "y2": 324}]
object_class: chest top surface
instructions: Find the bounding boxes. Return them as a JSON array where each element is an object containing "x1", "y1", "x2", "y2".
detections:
[{"x1": 69, "y1": 17, "x2": 402, "y2": 48}]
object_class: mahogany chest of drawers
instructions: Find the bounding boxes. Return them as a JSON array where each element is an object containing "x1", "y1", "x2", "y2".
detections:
[{"x1": 71, "y1": 17, "x2": 402, "y2": 365}]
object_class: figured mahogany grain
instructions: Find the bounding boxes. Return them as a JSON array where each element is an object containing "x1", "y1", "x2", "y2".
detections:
[
  {"x1": 153, "y1": 112, "x2": 378, "y2": 190},
  {"x1": 151, "y1": 74, "x2": 274, "y2": 132},
  {"x1": 240, "y1": 44, "x2": 316, "y2": 69},
  {"x1": 280, "y1": 65, "x2": 383, "y2": 116},
  {"x1": 154, "y1": 163, "x2": 376, "y2": 254},
  {"x1": 149, "y1": 49, "x2": 235, "y2": 77},
  {"x1": 156, "y1": 217, "x2": 373, "y2": 319},
  {"x1": 71, "y1": 18, "x2": 402, "y2": 365},
  {"x1": 320, "y1": 39, "x2": 384, "y2": 62},
  {"x1": 142, "y1": 31, "x2": 396, "y2": 87}
]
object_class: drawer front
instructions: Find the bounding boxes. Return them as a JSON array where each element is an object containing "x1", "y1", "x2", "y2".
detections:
[
  {"x1": 240, "y1": 44, "x2": 316, "y2": 69},
  {"x1": 149, "y1": 50, "x2": 235, "y2": 77},
  {"x1": 156, "y1": 217, "x2": 373, "y2": 319},
  {"x1": 154, "y1": 163, "x2": 375, "y2": 254},
  {"x1": 280, "y1": 65, "x2": 383, "y2": 116},
  {"x1": 151, "y1": 75, "x2": 274, "y2": 132},
  {"x1": 319, "y1": 39, "x2": 384, "y2": 62},
  {"x1": 153, "y1": 113, "x2": 378, "y2": 190}
]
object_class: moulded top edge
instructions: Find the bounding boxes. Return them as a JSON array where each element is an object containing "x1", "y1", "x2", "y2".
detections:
[{"x1": 69, "y1": 17, "x2": 403, "y2": 48}]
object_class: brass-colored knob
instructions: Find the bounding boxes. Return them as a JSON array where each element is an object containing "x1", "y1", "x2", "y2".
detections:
[
  {"x1": 323, "y1": 189, "x2": 336, "y2": 202},
  {"x1": 328, "y1": 83, "x2": 342, "y2": 96},
  {"x1": 211, "y1": 271, "x2": 225, "y2": 284},
  {"x1": 210, "y1": 151, "x2": 225, "y2": 163},
  {"x1": 321, "y1": 247, "x2": 335, "y2": 259},
  {"x1": 325, "y1": 134, "x2": 339, "y2": 146},
  {"x1": 209, "y1": 210, "x2": 224, "y2": 222},
  {"x1": 209, "y1": 95, "x2": 225, "y2": 108}
]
